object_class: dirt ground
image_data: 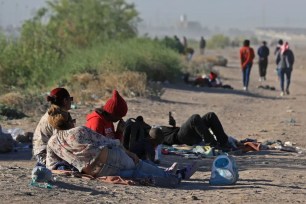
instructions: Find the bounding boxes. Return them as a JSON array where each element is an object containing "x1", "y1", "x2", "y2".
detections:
[{"x1": 1, "y1": 47, "x2": 306, "y2": 204}]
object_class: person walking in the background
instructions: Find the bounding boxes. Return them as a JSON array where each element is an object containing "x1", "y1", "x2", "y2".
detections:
[
  {"x1": 257, "y1": 41, "x2": 270, "y2": 81},
  {"x1": 174, "y1": 35, "x2": 185, "y2": 54},
  {"x1": 276, "y1": 42, "x2": 295, "y2": 96},
  {"x1": 239, "y1": 39, "x2": 255, "y2": 91},
  {"x1": 274, "y1": 39, "x2": 283, "y2": 55},
  {"x1": 183, "y1": 36, "x2": 188, "y2": 51},
  {"x1": 274, "y1": 39, "x2": 283, "y2": 81},
  {"x1": 199, "y1": 36, "x2": 206, "y2": 55}
]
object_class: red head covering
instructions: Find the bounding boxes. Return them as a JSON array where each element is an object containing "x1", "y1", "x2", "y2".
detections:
[
  {"x1": 103, "y1": 90, "x2": 128, "y2": 118},
  {"x1": 209, "y1": 72, "x2": 218, "y2": 81},
  {"x1": 46, "y1": 88, "x2": 71, "y2": 103}
]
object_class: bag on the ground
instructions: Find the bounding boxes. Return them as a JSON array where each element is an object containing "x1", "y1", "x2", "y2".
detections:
[
  {"x1": 0, "y1": 125, "x2": 14, "y2": 153},
  {"x1": 209, "y1": 154, "x2": 239, "y2": 185},
  {"x1": 123, "y1": 116, "x2": 151, "y2": 150}
]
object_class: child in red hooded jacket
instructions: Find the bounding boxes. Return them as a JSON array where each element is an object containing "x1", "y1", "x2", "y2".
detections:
[{"x1": 85, "y1": 90, "x2": 128, "y2": 141}]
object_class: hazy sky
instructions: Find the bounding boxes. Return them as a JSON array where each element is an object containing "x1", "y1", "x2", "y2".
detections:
[
  {"x1": 129, "y1": 0, "x2": 306, "y2": 29},
  {"x1": 1, "y1": 0, "x2": 306, "y2": 30}
]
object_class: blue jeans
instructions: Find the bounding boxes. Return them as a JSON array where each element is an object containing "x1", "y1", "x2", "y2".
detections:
[
  {"x1": 242, "y1": 63, "x2": 252, "y2": 87},
  {"x1": 278, "y1": 68, "x2": 292, "y2": 92},
  {"x1": 119, "y1": 161, "x2": 180, "y2": 187},
  {"x1": 97, "y1": 146, "x2": 180, "y2": 187}
]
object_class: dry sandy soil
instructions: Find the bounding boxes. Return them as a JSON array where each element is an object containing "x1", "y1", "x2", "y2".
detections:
[{"x1": 1, "y1": 47, "x2": 306, "y2": 204}]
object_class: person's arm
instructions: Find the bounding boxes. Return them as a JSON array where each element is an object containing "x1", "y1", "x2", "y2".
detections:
[
  {"x1": 290, "y1": 51, "x2": 295, "y2": 66},
  {"x1": 46, "y1": 145, "x2": 62, "y2": 170},
  {"x1": 115, "y1": 119, "x2": 125, "y2": 142},
  {"x1": 119, "y1": 144, "x2": 139, "y2": 164},
  {"x1": 239, "y1": 48, "x2": 245, "y2": 68},
  {"x1": 86, "y1": 117, "x2": 102, "y2": 133},
  {"x1": 276, "y1": 52, "x2": 281, "y2": 65},
  {"x1": 145, "y1": 143, "x2": 156, "y2": 162}
]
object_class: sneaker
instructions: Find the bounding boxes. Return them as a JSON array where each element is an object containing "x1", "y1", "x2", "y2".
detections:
[
  {"x1": 258, "y1": 77, "x2": 263, "y2": 82},
  {"x1": 165, "y1": 162, "x2": 178, "y2": 174},
  {"x1": 184, "y1": 161, "x2": 199, "y2": 179},
  {"x1": 280, "y1": 91, "x2": 284, "y2": 96},
  {"x1": 243, "y1": 86, "x2": 248, "y2": 91}
]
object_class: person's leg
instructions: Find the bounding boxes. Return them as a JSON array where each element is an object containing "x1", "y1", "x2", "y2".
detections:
[
  {"x1": 124, "y1": 160, "x2": 181, "y2": 187},
  {"x1": 98, "y1": 146, "x2": 135, "y2": 177},
  {"x1": 278, "y1": 68, "x2": 285, "y2": 93},
  {"x1": 285, "y1": 68, "x2": 292, "y2": 94},
  {"x1": 262, "y1": 59, "x2": 268, "y2": 79},
  {"x1": 177, "y1": 114, "x2": 210, "y2": 145},
  {"x1": 201, "y1": 112, "x2": 228, "y2": 147},
  {"x1": 242, "y1": 69, "x2": 247, "y2": 87},
  {"x1": 245, "y1": 63, "x2": 252, "y2": 88},
  {"x1": 259, "y1": 61, "x2": 264, "y2": 78}
]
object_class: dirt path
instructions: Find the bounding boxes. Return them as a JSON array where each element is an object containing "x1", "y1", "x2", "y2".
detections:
[{"x1": 1, "y1": 48, "x2": 306, "y2": 203}]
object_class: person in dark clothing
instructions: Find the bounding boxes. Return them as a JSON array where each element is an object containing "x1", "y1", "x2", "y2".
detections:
[
  {"x1": 129, "y1": 128, "x2": 164, "y2": 163},
  {"x1": 174, "y1": 35, "x2": 185, "y2": 54},
  {"x1": 161, "y1": 112, "x2": 229, "y2": 148},
  {"x1": 257, "y1": 41, "x2": 270, "y2": 81},
  {"x1": 276, "y1": 41, "x2": 295, "y2": 96},
  {"x1": 199, "y1": 36, "x2": 206, "y2": 55}
]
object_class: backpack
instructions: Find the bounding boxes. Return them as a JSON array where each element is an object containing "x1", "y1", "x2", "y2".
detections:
[
  {"x1": 209, "y1": 154, "x2": 239, "y2": 185},
  {"x1": 123, "y1": 116, "x2": 151, "y2": 150}
]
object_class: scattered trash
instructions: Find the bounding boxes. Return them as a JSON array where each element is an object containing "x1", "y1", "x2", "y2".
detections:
[
  {"x1": 257, "y1": 85, "x2": 276, "y2": 90},
  {"x1": 70, "y1": 104, "x2": 77, "y2": 109}
]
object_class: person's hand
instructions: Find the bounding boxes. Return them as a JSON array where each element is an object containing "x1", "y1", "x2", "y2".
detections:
[
  {"x1": 169, "y1": 115, "x2": 176, "y2": 127},
  {"x1": 116, "y1": 119, "x2": 126, "y2": 134}
]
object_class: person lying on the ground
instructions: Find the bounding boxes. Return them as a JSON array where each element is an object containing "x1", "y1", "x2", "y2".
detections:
[
  {"x1": 183, "y1": 72, "x2": 233, "y2": 89},
  {"x1": 160, "y1": 112, "x2": 230, "y2": 149},
  {"x1": 85, "y1": 90, "x2": 127, "y2": 142},
  {"x1": 33, "y1": 87, "x2": 74, "y2": 165},
  {"x1": 45, "y1": 106, "x2": 198, "y2": 187}
]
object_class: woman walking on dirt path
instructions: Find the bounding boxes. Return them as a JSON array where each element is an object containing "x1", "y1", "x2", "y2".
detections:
[
  {"x1": 33, "y1": 87, "x2": 74, "y2": 165},
  {"x1": 239, "y1": 39, "x2": 255, "y2": 91},
  {"x1": 276, "y1": 41, "x2": 295, "y2": 96}
]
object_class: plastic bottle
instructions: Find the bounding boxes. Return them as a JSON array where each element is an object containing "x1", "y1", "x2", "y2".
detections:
[
  {"x1": 155, "y1": 144, "x2": 162, "y2": 162},
  {"x1": 7, "y1": 128, "x2": 25, "y2": 140}
]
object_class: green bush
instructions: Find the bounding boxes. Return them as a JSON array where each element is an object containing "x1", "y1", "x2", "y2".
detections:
[
  {"x1": 0, "y1": 0, "x2": 139, "y2": 91},
  {"x1": 207, "y1": 34, "x2": 230, "y2": 49},
  {"x1": 60, "y1": 38, "x2": 183, "y2": 82}
]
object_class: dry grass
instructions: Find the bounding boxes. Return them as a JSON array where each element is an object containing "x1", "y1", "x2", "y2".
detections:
[
  {"x1": 68, "y1": 71, "x2": 147, "y2": 104},
  {"x1": 0, "y1": 92, "x2": 25, "y2": 108}
]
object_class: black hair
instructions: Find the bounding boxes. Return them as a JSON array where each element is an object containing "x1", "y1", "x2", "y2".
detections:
[
  {"x1": 243, "y1": 39, "x2": 250, "y2": 46},
  {"x1": 278, "y1": 39, "x2": 283, "y2": 45}
]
